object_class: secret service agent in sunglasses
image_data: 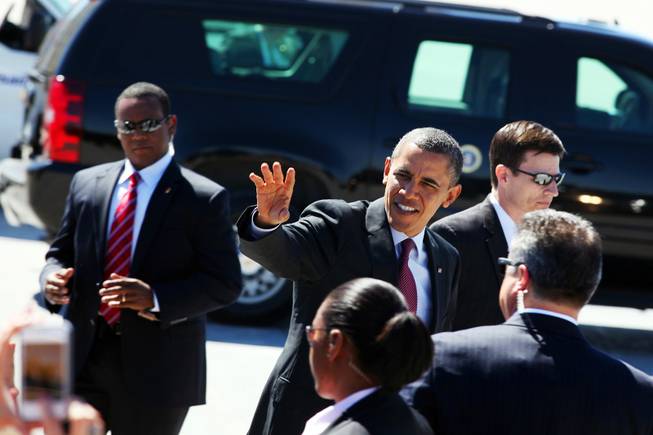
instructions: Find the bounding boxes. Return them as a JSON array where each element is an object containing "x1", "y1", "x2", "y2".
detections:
[
  {"x1": 510, "y1": 167, "x2": 566, "y2": 186},
  {"x1": 114, "y1": 115, "x2": 172, "y2": 135}
]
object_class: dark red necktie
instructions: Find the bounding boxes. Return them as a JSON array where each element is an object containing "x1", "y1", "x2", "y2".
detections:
[
  {"x1": 398, "y1": 238, "x2": 418, "y2": 313},
  {"x1": 99, "y1": 172, "x2": 139, "y2": 326}
]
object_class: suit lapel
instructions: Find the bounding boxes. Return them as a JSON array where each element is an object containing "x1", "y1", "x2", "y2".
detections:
[
  {"x1": 481, "y1": 197, "x2": 508, "y2": 287},
  {"x1": 94, "y1": 162, "x2": 123, "y2": 269},
  {"x1": 366, "y1": 198, "x2": 398, "y2": 285},
  {"x1": 131, "y1": 161, "x2": 182, "y2": 276},
  {"x1": 424, "y1": 230, "x2": 444, "y2": 332}
]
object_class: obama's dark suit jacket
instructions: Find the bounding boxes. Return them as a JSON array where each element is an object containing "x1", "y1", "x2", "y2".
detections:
[{"x1": 237, "y1": 198, "x2": 460, "y2": 435}]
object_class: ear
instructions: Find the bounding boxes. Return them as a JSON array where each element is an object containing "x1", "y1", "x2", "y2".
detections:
[
  {"x1": 382, "y1": 157, "x2": 392, "y2": 185},
  {"x1": 167, "y1": 114, "x2": 178, "y2": 136},
  {"x1": 516, "y1": 264, "x2": 530, "y2": 291},
  {"x1": 326, "y1": 329, "x2": 344, "y2": 362},
  {"x1": 502, "y1": 264, "x2": 529, "y2": 317},
  {"x1": 443, "y1": 184, "x2": 462, "y2": 208},
  {"x1": 495, "y1": 164, "x2": 509, "y2": 185}
]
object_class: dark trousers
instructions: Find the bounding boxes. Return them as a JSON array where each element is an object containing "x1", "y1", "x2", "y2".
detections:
[{"x1": 75, "y1": 318, "x2": 188, "y2": 435}]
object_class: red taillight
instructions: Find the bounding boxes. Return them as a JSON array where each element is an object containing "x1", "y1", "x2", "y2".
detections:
[{"x1": 41, "y1": 75, "x2": 85, "y2": 163}]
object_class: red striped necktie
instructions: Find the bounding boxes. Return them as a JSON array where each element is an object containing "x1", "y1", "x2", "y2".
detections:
[
  {"x1": 99, "y1": 172, "x2": 140, "y2": 326},
  {"x1": 398, "y1": 238, "x2": 418, "y2": 313}
]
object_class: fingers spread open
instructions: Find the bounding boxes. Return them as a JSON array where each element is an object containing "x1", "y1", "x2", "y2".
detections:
[
  {"x1": 261, "y1": 162, "x2": 274, "y2": 184},
  {"x1": 285, "y1": 167, "x2": 296, "y2": 195}
]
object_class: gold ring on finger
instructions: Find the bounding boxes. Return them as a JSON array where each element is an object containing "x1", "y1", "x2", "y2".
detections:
[{"x1": 122, "y1": 294, "x2": 126, "y2": 303}]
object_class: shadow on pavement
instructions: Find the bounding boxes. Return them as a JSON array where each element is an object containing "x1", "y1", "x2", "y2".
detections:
[
  {"x1": 206, "y1": 315, "x2": 288, "y2": 348},
  {"x1": 0, "y1": 206, "x2": 45, "y2": 241}
]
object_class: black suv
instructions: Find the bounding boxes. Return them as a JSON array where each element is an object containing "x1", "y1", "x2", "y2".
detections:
[{"x1": 5, "y1": 0, "x2": 653, "y2": 318}]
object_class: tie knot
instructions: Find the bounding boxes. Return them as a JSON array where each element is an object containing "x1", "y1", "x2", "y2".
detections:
[
  {"x1": 129, "y1": 172, "x2": 140, "y2": 188},
  {"x1": 400, "y1": 238, "x2": 415, "y2": 260}
]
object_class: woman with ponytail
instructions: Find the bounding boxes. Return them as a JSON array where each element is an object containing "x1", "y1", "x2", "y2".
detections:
[{"x1": 301, "y1": 278, "x2": 434, "y2": 435}]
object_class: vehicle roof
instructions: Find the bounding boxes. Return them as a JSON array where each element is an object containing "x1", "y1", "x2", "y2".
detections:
[{"x1": 106, "y1": 0, "x2": 653, "y2": 48}]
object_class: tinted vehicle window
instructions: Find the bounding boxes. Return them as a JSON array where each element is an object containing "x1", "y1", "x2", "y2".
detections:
[
  {"x1": 90, "y1": 8, "x2": 352, "y2": 95},
  {"x1": 408, "y1": 40, "x2": 510, "y2": 118},
  {"x1": 576, "y1": 57, "x2": 653, "y2": 134},
  {"x1": 203, "y1": 19, "x2": 348, "y2": 83}
]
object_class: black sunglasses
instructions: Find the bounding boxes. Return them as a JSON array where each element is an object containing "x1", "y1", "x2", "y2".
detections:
[
  {"x1": 511, "y1": 167, "x2": 566, "y2": 186},
  {"x1": 114, "y1": 115, "x2": 171, "y2": 135},
  {"x1": 497, "y1": 257, "x2": 524, "y2": 268}
]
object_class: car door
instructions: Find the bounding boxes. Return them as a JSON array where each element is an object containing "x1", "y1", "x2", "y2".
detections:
[
  {"x1": 536, "y1": 28, "x2": 653, "y2": 272},
  {"x1": 370, "y1": 6, "x2": 533, "y2": 213}
]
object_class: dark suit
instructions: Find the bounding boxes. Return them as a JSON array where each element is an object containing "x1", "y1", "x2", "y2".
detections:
[
  {"x1": 322, "y1": 390, "x2": 433, "y2": 435},
  {"x1": 40, "y1": 160, "x2": 242, "y2": 433},
  {"x1": 430, "y1": 196, "x2": 507, "y2": 330},
  {"x1": 237, "y1": 198, "x2": 460, "y2": 435},
  {"x1": 405, "y1": 312, "x2": 653, "y2": 435}
]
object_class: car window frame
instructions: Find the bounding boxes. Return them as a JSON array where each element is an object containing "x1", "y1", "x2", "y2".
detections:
[
  {"x1": 387, "y1": 13, "x2": 525, "y2": 125},
  {"x1": 538, "y1": 31, "x2": 653, "y2": 139}
]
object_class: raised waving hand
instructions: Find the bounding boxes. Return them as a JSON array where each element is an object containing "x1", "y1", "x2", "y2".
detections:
[{"x1": 249, "y1": 161, "x2": 296, "y2": 228}]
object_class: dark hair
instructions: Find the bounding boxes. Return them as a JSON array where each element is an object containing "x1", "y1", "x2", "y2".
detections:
[
  {"x1": 489, "y1": 120, "x2": 566, "y2": 188},
  {"x1": 321, "y1": 278, "x2": 433, "y2": 392},
  {"x1": 115, "y1": 82, "x2": 171, "y2": 116},
  {"x1": 392, "y1": 127, "x2": 463, "y2": 186},
  {"x1": 510, "y1": 209, "x2": 602, "y2": 307}
]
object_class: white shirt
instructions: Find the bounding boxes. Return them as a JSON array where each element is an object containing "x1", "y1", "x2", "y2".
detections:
[
  {"x1": 106, "y1": 146, "x2": 174, "y2": 311},
  {"x1": 389, "y1": 227, "x2": 431, "y2": 327},
  {"x1": 521, "y1": 308, "x2": 578, "y2": 325},
  {"x1": 302, "y1": 387, "x2": 379, "y2": 435},
  {"x1": 488, "y1": 192, "x2": 517, "y2": 247},
  {"x1": 249, "y1": 212, "x2": 432, "y2": 326}
]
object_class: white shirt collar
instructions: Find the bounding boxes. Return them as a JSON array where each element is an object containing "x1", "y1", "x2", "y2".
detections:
[
  {"x1": 488, "y1": 192, "x2": 517, "y2": 246},
  {"x1": 521, "y1": 308, "x2": 578, "y2": 325},
  {"x1": 118, "y1": 146, "x2": 174, "y2": 186},
  {"x1": 302, "y1": 387, "x2": 379, "y2": 435},
  {"x1": 390, "y1": 227, "x2": 426, "y2": 260}
]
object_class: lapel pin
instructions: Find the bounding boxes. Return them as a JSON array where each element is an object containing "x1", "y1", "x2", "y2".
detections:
[
  {"x1": 437, "y1": 267, "x2": 443, "y2": 274},
  {"x1": 164, "y1": 187, "x2": 172, "y2": 194}
]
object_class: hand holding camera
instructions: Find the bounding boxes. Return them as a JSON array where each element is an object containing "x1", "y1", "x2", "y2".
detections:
[{"x1": 0, "y1": 308, "x2": 104, "y2": 434}]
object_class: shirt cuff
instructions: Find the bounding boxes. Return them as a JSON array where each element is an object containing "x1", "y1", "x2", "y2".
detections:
[
  {"x1": 250, "y1": 207, "x2": 279, "y2": 239},
  {"x1": 150, "y1": 290, "x2": 160, "y2": 312}
]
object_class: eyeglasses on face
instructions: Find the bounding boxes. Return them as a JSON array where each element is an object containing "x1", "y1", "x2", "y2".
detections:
[
  {"x1": 305, "y1": 325, "x2": 330, "y2": 344},
  {"x1": 511, "y1": 167, "x2": 566, "y2": 186},
  {"x1": 114, "y1": 115, "x2": 171, "y2": 135},
  {"x1": 497, "y1": 257, "x2": 524, "y2": 269}
]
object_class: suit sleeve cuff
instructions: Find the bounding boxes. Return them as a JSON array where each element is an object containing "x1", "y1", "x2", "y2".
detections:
[{"x1": 250, "y1": 207, "x2": 279, "y2": 239}]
